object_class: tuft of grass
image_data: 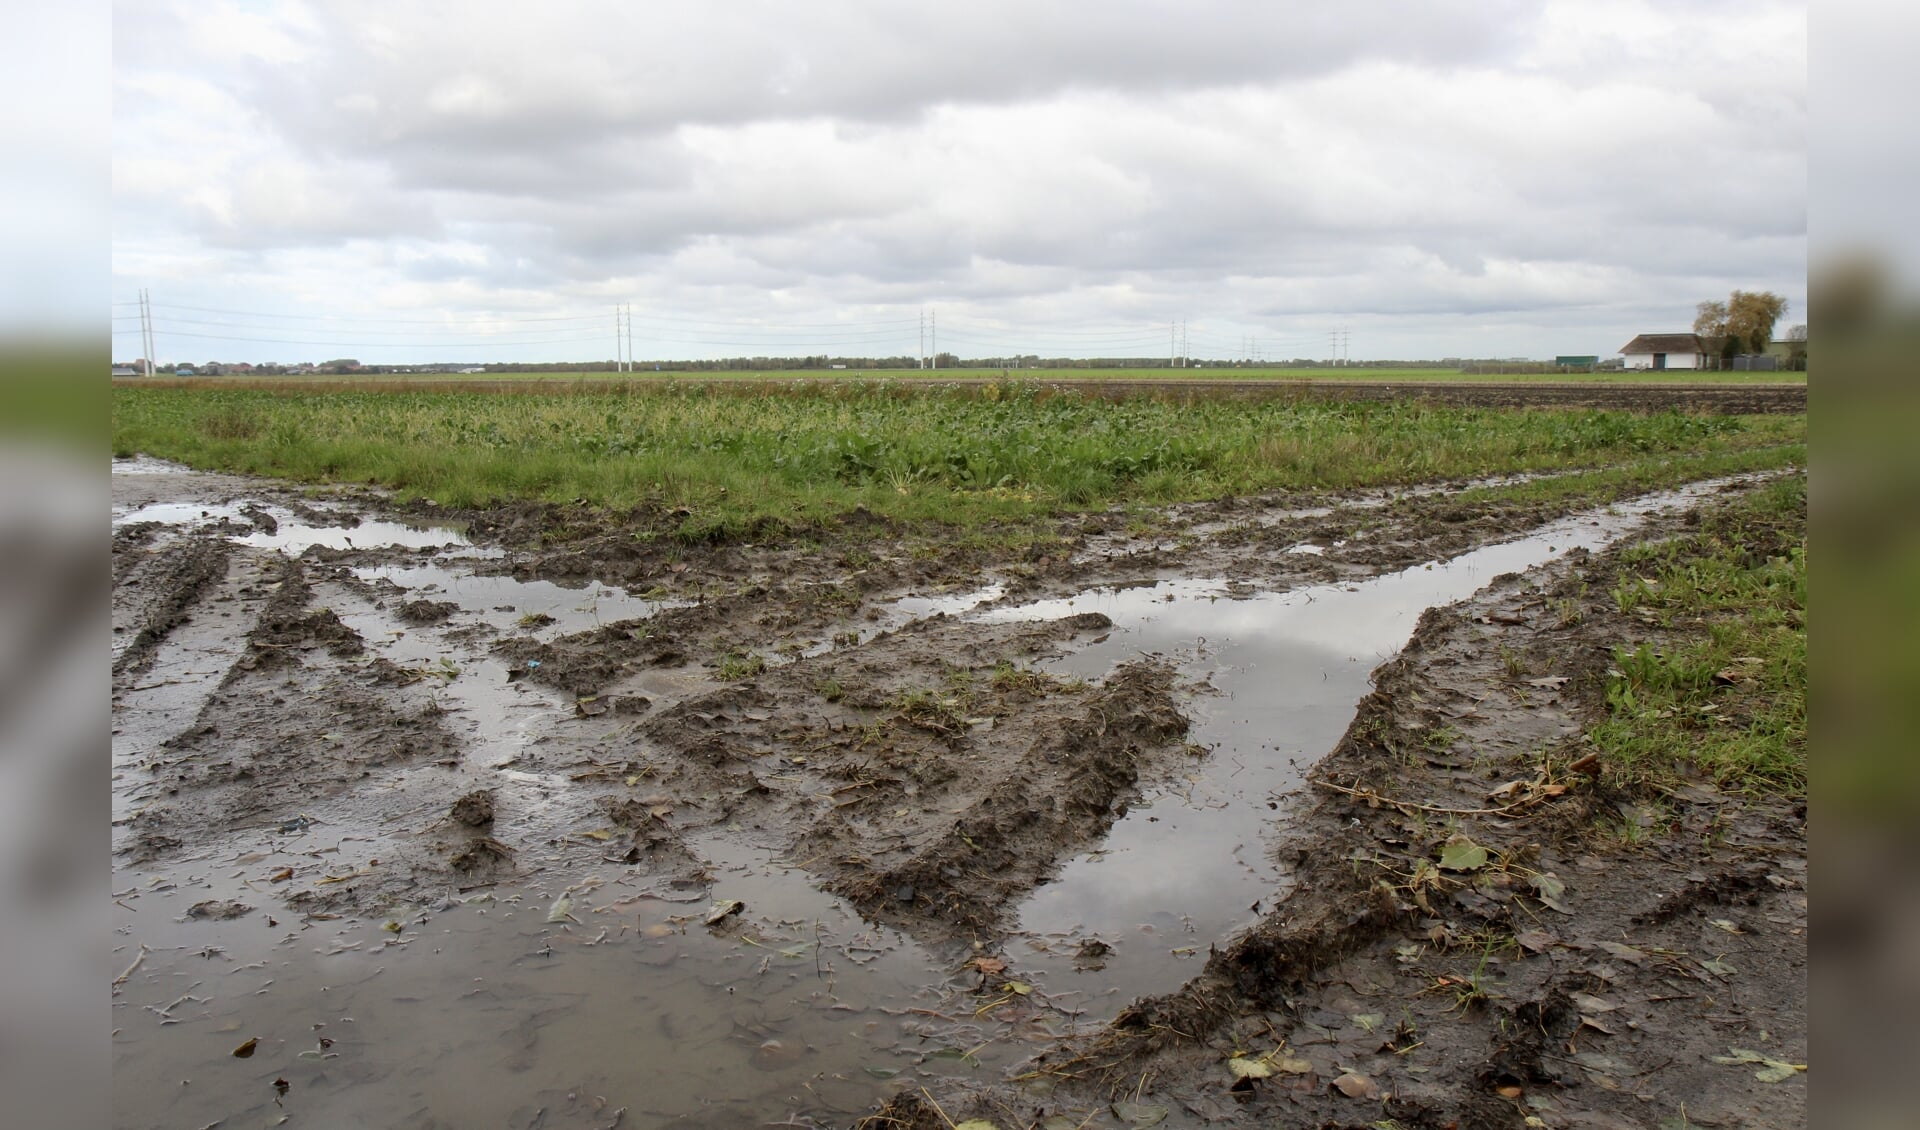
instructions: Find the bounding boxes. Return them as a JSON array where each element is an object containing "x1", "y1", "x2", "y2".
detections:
[{"x1": 714, "y1": 651, "x2": 766, "y2": 681}]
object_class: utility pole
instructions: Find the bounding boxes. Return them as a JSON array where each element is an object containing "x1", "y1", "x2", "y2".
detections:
[
  {"x1": 139, "y1": 288, "x2": 156, "y2": 377},
  {"x1": 1170, "y1": 321, "x2": 1177, "y2": 369},
  {"x1": 919, "y1": 309, "x2": 926, "y2": 369},
  {"x1": 930, "y1": 309, "x2": 937, "y2": 370},
  {"x1": 1180, "y1": 320, "x2": 1189, "y2": 368}
]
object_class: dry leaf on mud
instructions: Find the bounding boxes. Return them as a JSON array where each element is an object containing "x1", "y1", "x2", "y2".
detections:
[
  {"x1": 1227, "y1": 1055, "x2": 1272, "y2": 1080},
  {"x1": 969, "y1": 956, "x2": 1007, "y2": 976},
  {"x1": 1527, "y1": 676, "x2": 1570, "y2": 689},
  {"x1": 953, "y1": 1122, "x2": 999, "y2": 1130},
  {"x1": 1003, "y1": 981, "x2": 1032, "y2": 995},
  {"x1": 703, "y1": 899, "x2": 745, "y2": 926},
  {"x1": 1596, "y1": 941, "x2": 1648, "y2": 964},
  {"x1": 1332, "y1": 1072, "x2": 1379, "y2": 1099},
  {"x1": 1273, "y1": 1053, "x2": 1314, "y2": 1074},
  {"x1": 232, "y1": 1037, "x2": 258, "y2": 1058},
  {"x1": 1531, "y1": 872, "x2": 1571, "y2": 913},
  {"x1": 1438, "y1": 836, "x2": 1489, "y2": 872},
  {"x1": 1516, "y1": 929, "x2": 1558, "y2": 953},
  {"x1": 1110, "y1": 1101, "x2": 1168, "y2": 1126},
  {"x1": 1713, "y1": 1048, "x2": 1806, "y2": 1083}
]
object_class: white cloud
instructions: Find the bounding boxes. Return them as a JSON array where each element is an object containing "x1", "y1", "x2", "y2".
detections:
[{"x1": 111, "y1": 0, "x2": 1806, "y2": 363}]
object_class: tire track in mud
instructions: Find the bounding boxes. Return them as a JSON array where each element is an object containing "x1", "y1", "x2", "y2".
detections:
[{"x1": 889, "y1": 478, "x2": 1806, "y2": 1130}]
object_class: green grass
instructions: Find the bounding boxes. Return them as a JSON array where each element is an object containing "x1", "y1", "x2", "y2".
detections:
[
  {"x1": 113, "y1": 384, "x2": 1805, "y2": 541},
  {"x1": 1587, "y1": 476, "x2": 1807, "y2": 797}
]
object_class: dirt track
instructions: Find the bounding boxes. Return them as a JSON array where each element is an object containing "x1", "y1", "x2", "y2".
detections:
[
  {"x1": 109, "y1": 457, "x2": 1805, "y2": 1129},
  {"x1": 113, "y1": 376, "x2": 1807, "y2": 415}
]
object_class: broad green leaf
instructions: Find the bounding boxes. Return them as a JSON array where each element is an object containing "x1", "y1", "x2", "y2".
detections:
[{"x1": 1438, "y1": 836, "x2": 1489, "y2": 871}]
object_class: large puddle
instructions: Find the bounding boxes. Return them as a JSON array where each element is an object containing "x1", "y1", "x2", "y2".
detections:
[{"x1": 112, "y1": 471, "x2": 1743, "y2": 1128}]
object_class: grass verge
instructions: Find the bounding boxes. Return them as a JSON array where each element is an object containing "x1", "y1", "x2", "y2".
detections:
[{"x1": 1588, "y1": 475, "x2": 1807, "y2": 797}]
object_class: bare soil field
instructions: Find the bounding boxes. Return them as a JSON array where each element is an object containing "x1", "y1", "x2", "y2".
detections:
[
  {"x1": 110, "y1": 455, "x2": 1804, "y2": 1129},
  {"x1": 115, "y1": 376, "x2": 1808, "y2": 416}
]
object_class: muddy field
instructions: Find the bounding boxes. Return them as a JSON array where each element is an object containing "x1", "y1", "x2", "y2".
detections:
[{"x1": 110, "y1": 455, "x2": 1804, "y2": 1128}]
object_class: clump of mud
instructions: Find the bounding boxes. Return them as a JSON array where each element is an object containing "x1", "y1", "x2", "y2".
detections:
[
  {"x1": 397, "y1": 598, "x2": 458, "y2": 624},
  {"x1": 450, "y1": 789, "x2": 495, "y2": 826}
]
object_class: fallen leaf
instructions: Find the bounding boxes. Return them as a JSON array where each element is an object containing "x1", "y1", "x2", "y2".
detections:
[
  {"x1": 1110, "y1": 1101, "x2": 1167, "y2": 1126},
  {"x1": 1516, "y1": 929, "x2": 1558, "y2": 953},
  {"x1": 579, "y1": 829, "x2": 617, "y2": 842},
  {"x1": 1531, "y1": 873, "x2": 1571, "y2": 913},
  {"x1": 1332, "y1": 1072, "x2": 1379, "y2": 1099},
  {"x1": 969, "y1": 956, "x2": 1007, "y2": 976},
  {"x1": 1227, "y1": 1056, "x2": 1272, "y2": 1080},
  {"x1": 1487, "y1": 780, "x2": 1529, "y2": 800},
  {"x1": 1003, "y1": 981, "x2": 1032, "y2": 996},
  {"x1": 953, "y1": 1122, "x2": 999, "y2": 1130},
  {"x1": 1712, "y1": 1048, "x2": 1806, "y2": 1083},
  {"x1": 268, "y1": 868, "x2": 294, "y2": 883},
  {"x1": 1700, "y1": 957, "x2": 1738, "y2": 978},
  {"x1": 1273, "y1": 1054, "x2": 1315, "y2": 1074},
  {"x1": 1495, "y1": 1083, "x2": 1524, "y2": 1099},
  {"x1": 1527, "y1": 676, "x2": 1570, "y2": 689},
  {"x1": 1571, "y1": 993, "x2": 1619, "y2": 1013},
  {"x1": 1351, "y1": 1012, "x2": 1384, "y2": 1033},
  {"x1": 1580, "y1": 1015, "x2": 1617, "y2": 1035},
  {"x1": 703, "y1": 899, "x2": 744, "y2": 926},
  {"x1": 233, "y1": 1037, "x2": 258, "y2": 1058},
  {"x1": 1438, "y1": 836, "x2": 1489, "y2": 872},
  {"x1": 1596, "y1": 941, "x2": 1648, "y2": 965}
]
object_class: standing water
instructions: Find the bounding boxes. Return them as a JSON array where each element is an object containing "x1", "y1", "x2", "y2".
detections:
[{"x1": 111, "y1": 471, "x2": 1740, "y2": 1128}]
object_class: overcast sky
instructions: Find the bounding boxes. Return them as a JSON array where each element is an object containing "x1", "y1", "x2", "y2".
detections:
[{"x1": 110, "y1": 1, "x2": 1806, "y2": 365}]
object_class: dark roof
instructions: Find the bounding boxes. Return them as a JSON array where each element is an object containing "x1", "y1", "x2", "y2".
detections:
[{"x1": 1619, "y1": 333, "x2": 1703, "y2": 355}]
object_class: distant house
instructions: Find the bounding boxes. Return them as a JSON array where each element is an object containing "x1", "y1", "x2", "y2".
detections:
[
  {"x1": 1618, "y1": 333, "x2": 1706, "y2": 371},
  {"x1": 111, "y1": 364, "x2": 137, "y2": 377}
]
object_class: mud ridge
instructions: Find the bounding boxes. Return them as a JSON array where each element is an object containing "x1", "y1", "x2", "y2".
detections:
[{"x1": 112, "y1": 537, "x2": 231, "y2": 679}]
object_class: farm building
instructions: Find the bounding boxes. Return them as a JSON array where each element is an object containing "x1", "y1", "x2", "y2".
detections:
[{"x1": 1618, "y1": 333, "x2": 1707, "y2": 371}]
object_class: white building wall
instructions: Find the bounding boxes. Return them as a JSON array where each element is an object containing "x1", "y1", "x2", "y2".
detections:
[{"x1": 1622, "y1": 351, "x2": 1701, "y2": 370}]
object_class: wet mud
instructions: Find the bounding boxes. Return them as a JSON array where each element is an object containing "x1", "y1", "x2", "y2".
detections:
[{"x1": 109, "y1": 453, "x2": 1803, "y2": 1129}]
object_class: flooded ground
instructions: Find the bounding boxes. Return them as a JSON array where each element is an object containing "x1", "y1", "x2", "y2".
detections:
[{"x1": 110, "y1": 457, "x2": 1804, "y2": 1128}]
